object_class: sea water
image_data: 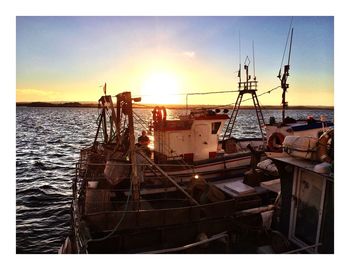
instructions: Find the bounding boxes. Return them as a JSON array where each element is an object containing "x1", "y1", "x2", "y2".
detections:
[{"x1": 16, "y1": 106, "x2": 333, "y2": 253}]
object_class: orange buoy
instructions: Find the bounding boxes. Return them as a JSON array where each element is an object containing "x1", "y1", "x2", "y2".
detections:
[
  {"x1": 267, "y1": 132, "x2": 285, "y2": 152},
  {"x1": 318, "y1": 129, "x2": 334, "y2": 163}
]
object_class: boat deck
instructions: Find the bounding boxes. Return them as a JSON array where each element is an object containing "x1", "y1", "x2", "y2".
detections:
[
  {"x1": 84, "y1": 175, "x2": 276, "y2": 215},
  {"x1": 213, "y1": 177, "x2": 267, "y2": 197}
]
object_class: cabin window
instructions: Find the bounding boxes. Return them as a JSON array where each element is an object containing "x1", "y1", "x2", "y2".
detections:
[{"x1": 211, "y1": 122, "x2": 221, "y2": 134}]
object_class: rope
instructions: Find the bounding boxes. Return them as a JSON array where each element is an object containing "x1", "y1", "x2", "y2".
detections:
[
  {"x1": 186, "y1": 90, "x2": 239, "y2": 96},
  {"x1": 241, "y1": 85, "x2": 281, "y2": 103},
  {"x1": 133, "y1": 111, "x2": 149, "y2": 131},
  {"x1": 213, "y1": 85, "x2": 281, "y2": 109},
  {"x1": 132, "y1": 90, "x2": 240, "y2": 97}
]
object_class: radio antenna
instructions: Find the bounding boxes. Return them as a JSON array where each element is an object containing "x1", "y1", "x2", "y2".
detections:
[
  {"x1": 238, "y1": 31, "x2": 242, "y2": 84},
  {"x1": 252, "y1": 40, "x2": 256, "y2": 80}
]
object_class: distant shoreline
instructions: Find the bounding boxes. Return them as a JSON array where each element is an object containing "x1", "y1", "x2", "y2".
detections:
[{"x1": 16, "y1": 102, "x2": 334, "y2": 110}]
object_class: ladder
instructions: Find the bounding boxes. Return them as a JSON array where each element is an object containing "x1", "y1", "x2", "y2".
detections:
[{"x1": 222, "y1": 65, "x2": 266, "y2": 143}]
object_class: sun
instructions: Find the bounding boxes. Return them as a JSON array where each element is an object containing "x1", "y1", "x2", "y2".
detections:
[{"x1": 140, "y1": 71, "x2": 182, "y2": 104}]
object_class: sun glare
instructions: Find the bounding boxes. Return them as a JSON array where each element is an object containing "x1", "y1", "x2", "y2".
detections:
[{"x1": 140, "y1": 72, "x2": 182, "y2": 104}]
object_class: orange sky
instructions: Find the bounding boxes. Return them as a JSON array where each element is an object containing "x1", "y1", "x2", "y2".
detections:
[{"x1": 16, "y1": 16, "x2": 334, "y2": 106}]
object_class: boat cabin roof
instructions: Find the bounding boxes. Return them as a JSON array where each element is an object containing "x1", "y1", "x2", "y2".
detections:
[{"x1": 154, "y1": 110, "x2": 229, "y2": 131}]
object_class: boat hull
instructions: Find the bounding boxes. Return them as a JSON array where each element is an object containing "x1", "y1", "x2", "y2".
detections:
[
  {"x1": 74, "y1": 195, "x2": 268, "y2": 254},
  {"x1": 145, "y1": 152, "x2": 253, "y2": 182}
]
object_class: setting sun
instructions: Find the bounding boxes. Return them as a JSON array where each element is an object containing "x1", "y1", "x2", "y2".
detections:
[
  {"x1": 16, "y1": 17, "x2": 334, "y2": 106},
  {"x1": 140, "y1": 71, "x2": 182, "y2": 104}
]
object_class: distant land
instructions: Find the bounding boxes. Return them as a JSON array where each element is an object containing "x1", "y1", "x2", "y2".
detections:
[{"x1": 16, "y1": 101, "x2": 334, "y2": 110}]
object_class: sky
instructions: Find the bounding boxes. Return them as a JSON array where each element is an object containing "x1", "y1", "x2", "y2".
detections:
[{"x1": 16, "y1": 16, "x2": 334, "y2": 106}]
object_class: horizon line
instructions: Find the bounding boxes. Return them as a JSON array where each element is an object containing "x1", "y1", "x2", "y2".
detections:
[{"x1": 15, "y1": 101, "x2": 334, "y2": 109}]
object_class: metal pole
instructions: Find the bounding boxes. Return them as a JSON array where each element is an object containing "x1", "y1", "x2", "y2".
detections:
[
  {"x1": 101, "y1": 106, "x2": 108, "y2": 143},
  {"x1": 186, "y1": 94, "x2": 188, "y2": 115},
  {"x1": 116, "y1": 95, "x2": 121, "y2": 143},
  {"x1": 141, "y1": 231, "x2": 228, "y2": 254},
  {"x1": 93, "y1": 113, "x2": 103, "y2": 145}
]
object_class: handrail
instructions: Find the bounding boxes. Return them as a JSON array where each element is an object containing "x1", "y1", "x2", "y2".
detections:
[
  {"x1": 76, "y1": 161, "x2": 194, "y2": 168},
  {"x1": 283, "y1": 243, "x2": 322, "y2": 254},
  {"x1": 141, "y1": 231, "x2": 229, "y2": 254}
]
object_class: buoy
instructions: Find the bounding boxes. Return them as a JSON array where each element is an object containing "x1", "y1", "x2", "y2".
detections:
[
  {"x1": 317, "y1": 128, "x2": 334, "y2": 163},
  {"x1": 267, "y1": 132, "x2": 285, "y2": 152}
]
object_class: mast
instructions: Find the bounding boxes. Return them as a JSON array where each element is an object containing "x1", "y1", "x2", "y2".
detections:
[
  {"x1": 222, "y1": 49, "x2": 266, "y2": 144},
  {"x1": 278, "y1": 28, "x2": 294, "y2": 123},
  {"x1": 115, "y1": 92, "x2": 142, "y2": 207},
  {"x1": 124, "y1": 92, "x2": 140, "y2": 206},
  {"x1": 97, "y1": 91, "x2": 142, "y2": 207}
]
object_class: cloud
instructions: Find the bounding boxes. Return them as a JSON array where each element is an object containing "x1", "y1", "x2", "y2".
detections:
[{"x1": 182, "y1": 51, "x2": 195, "y2": 58}]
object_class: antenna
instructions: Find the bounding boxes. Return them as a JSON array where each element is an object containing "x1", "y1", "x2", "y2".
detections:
[
  {"x1": 244, "y1": 56, "x2": 251, "y2": 86},
  {"x1": 100, "y1": 82, "x2": 107, "y2": 95},
  {"x1": 287, "y1": 28, "x2": 293, "y2": 66},
  {"x1": 252, "y1": 40, "x2": 256, "y2": 80},
  {"x1": 103, "y1": 82, "x2": 107, "y2": 95},
  {"x1": 238, "y1": 31, "x2": 241, "y2": 84}
]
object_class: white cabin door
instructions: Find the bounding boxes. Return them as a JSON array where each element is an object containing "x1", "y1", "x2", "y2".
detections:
[
  {"x1": 194, "y1": 124, "x2": 210, "y2": 161},
  {"x1": 168, "y1": 132, "x2": 187, "y2": 158}
]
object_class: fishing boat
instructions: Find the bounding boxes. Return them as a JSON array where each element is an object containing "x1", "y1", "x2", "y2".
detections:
[
  {"x1": 59, "y1": 28, "x2": 334, "y2": 253},
  {"x1": 58, "y1": 86, "x2": 334, "y2": 253},
  {"x1": 59, "y1": 90, "x2": 278, "y2": 254}
]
